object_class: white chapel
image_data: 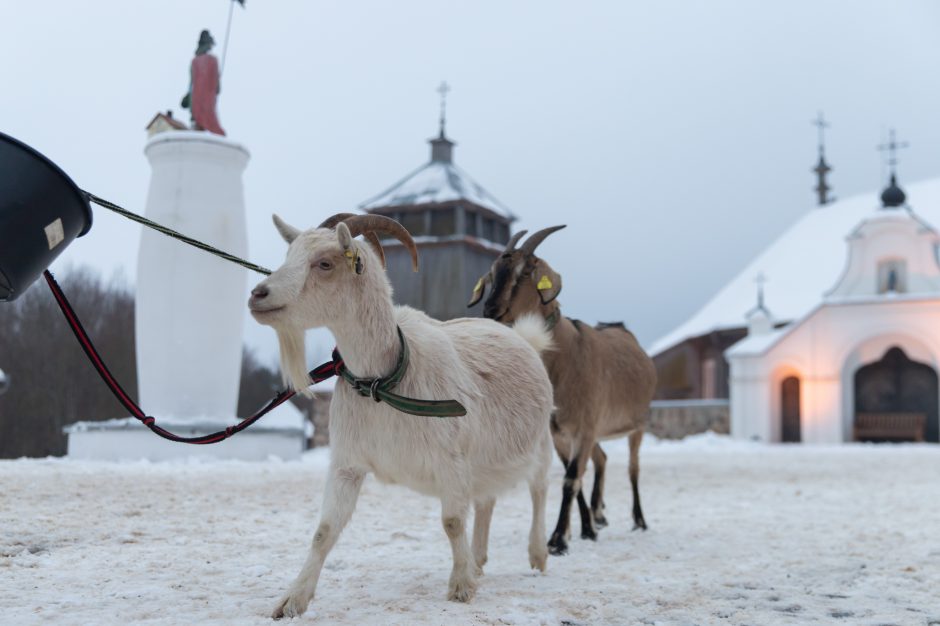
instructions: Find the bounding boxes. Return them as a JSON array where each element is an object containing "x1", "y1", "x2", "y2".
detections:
[{"x1": 727, "y1": 173, "x2": 940, "y2": 444}]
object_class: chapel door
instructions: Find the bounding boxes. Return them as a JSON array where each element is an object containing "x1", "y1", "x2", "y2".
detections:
[
  {"x1": 854, "y1": 347, "x2": 938, "y2": 442},
  {"x1": 781, "y1": 376, "x2": 801, "y2": 443}
]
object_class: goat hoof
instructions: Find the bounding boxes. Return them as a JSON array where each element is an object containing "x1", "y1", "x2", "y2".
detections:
[
  {"x1": 593, "y1": 514, "x2": 608, "y2": 528},
  {"x1": 547, "y1": 535, "x2": 568, "y2": 556},
  {"x1": 580, "y1": 528, "x2": 598, "y2": 541},
  {"x1": 529, "y1": 546, "x2": 548, "y2": 572},
  {"x1": 271, "y1": 589, "x2": 311, "y2": 620},
  {"x1": 632, "y1": 520, "x2": 648, "y2": 532},
  {"x1": 447, "y1": 577, "x2": 478, "y2": 603}
]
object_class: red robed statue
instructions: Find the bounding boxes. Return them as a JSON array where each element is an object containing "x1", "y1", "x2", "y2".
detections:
[{"x1": 181, "y1": 30, "x2": 225, "y2": 136}]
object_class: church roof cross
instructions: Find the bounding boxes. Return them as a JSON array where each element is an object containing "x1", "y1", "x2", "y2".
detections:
[
  {"x1": 812, "y1": 111, "x2": 830, "y2": 155},
  {"x1": 755, "y1": 272, "x2": 767, "y2": 310},
  {"x1": 877, "y1": 128, "x2": 909, "y2": 176},
  {"x1": 437, "y1": 81, "x2": 451, "y2": 138}
]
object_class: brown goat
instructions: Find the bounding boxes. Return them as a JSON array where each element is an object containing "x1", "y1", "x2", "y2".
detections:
[{"x1": 469, "y1": 226, "x2": 657, "y2": 555}]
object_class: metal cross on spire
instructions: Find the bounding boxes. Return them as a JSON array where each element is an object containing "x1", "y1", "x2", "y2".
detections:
[
  {"x1": 877, "y1": 128, "x2": 909, "y2": 177},
  {"x1": 437, "y1": 81, "x2": 451, "y2": 138},
  {"x1": 755, "y1": 272, "x2": 768, "y2": 311},
  {"x1": 812, "y1": 111, "x2": 830, "y2": 155}
]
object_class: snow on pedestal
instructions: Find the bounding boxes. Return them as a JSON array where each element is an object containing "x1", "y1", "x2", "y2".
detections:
[{"x1": 66, "y1": 130, "x2": 303, "y2": 460}]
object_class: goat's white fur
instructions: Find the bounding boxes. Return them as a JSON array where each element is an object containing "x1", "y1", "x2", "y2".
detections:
[
  {"x1": 512, "y1": 313, "x2": 555, "y2": 355},
  {"x1": 249, "y1": 218, "x2": 554, "y2": 619}
]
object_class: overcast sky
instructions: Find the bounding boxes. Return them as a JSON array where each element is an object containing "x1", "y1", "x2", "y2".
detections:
[{"x1": 3, "y1": 1, "x2": 940, "y2": 366}]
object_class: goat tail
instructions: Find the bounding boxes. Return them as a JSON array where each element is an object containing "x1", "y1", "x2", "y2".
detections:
[{"x1": 512, "y1": 313, "x2": 555, "y2": 355}]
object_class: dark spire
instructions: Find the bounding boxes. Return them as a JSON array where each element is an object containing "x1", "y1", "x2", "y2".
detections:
[
  {"x1": 877, "y1": 129, "x2": 909, "y2": 208},
  {"x1": 811, "y1": 112, "x2": 833, "y2": 205},
  {"x1": 430, "y1": 81, "x2": 455, "y2": 163}
]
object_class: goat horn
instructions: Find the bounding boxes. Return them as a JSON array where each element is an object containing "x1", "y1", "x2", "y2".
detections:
[
  {"x1": 318, "y1": 212, "x2": 387, "y2": 269},
  {"x1": 520, "y1": 225, "x2": 566, "y2": 257},
  {"x1": 503, "y1": 230, "x2": 528, "y2": 253},
  {"x1": 324, "y1": 214, "x2": 419, "y2": 272}
]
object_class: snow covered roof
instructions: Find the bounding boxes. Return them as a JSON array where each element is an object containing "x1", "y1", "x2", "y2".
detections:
[
  {"x1": 650, "y1": 176, "x2": 940, "y2": 356},
  {"x1": 726, "y1": 292, "x2": 940, "y2": 358},
  {"x1": 359, "y1": 159, "x2": 516, "y2": 220}
]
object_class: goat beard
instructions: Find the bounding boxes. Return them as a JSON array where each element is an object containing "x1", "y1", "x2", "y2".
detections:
[{"x1": 275, "y1": 326, "x2": 315, "y2": 398}]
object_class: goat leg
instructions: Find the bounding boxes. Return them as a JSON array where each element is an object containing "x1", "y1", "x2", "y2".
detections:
[
  {"x1": 527, "y1": 442, "x2": 551, "y2": 572},
  {"x1": 549, "y1": 446, "x2": 591, "y2": 554},
  {"x1": 576, "y1": 490, "x2": 597, "y2": 540},
  {"x1": 629, "y1": 429, "x2": 648, "y2": 531},
  {"x1": 442, "y1": 495, "x2": 478, "y2": 602},
  {"x1": 471, "y1": 496, "x2": 496, "y2": 575},
  {"x1": 272, "y1": 466, "x2": 364, "y2": 619},
  {"x1": 590, "y1": 443, "x2": 608, "y2": 528}
]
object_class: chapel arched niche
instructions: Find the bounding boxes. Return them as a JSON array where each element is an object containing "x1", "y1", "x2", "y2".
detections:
[{"x1": 853, "y1": 346, "x2": 938, "y2": 442}]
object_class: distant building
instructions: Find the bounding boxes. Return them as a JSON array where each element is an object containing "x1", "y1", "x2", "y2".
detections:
[
  {"x1": 652, "y1": 128, "x2": 940, "y2": 443},
  {"x1": 728, "y1": 174, "x2": 940, "y2": 443},
  {"x1": 360, "y1": 123, "x2": 516, "y2": 320},
  {"x1": 145, "y1": 111, "x2": 188, "y2": 137}
]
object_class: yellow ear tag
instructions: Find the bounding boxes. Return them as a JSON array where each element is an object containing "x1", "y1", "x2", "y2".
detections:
[
  {"x1": 344, "y1": 248, "x2": 358, "y2": 271},
  {"x1": 537, "y1": 275, "x2": 553, "y2": 291},
  {"x1": 473, "y1": 278, "x2": 483, "y2": 293}
]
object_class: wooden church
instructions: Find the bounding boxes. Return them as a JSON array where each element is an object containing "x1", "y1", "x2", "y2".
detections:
[{"x1": 360, "y1": 95, "x2": 515, "y2": 320}]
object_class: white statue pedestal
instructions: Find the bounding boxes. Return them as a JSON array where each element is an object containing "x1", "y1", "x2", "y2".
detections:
[{"x1": 66, "y1": 131, "x2": 304, "y2": 460}]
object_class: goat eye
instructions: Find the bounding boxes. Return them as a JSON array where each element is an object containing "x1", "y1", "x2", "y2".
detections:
[{"x1": 315, "y1": 260, "x2": 333, "y2": 270}]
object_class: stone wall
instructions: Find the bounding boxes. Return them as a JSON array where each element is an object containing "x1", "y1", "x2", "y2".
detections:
[
  {"x1": 649, "y1": 399, "x2": 730, "y2": 439},
  {"x1": 310, "y1": 392, "x2": 331, "y2": 448},
  {"x1": 302, "y1": 395, "x2": 727, "y2": 447}
]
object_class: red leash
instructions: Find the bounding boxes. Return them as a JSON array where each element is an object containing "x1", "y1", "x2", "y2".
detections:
[{"x1": 43, "y1": 270, "x2": 338, "y2": 445}]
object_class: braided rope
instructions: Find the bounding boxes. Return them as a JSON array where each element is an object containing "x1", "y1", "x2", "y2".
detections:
[{"x1": 83, "y1": 191, "x2": 272, "y2": 276}]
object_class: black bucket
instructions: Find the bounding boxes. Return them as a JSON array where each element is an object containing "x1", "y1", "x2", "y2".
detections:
[{"x1": 0, "y1": 132, "x2": 92, "y2": 301}]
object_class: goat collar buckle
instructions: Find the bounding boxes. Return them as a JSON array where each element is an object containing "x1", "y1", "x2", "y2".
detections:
[{"x1": 368, "y1": 378, "x2": 382, "y2": 402}]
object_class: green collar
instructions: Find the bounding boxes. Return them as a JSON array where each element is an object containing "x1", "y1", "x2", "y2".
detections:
[
  {"x1": 544, "y1": 310, "x2": 560, "y2": 332},
  {"x1": 335, "y1": 327, "x2": 466, "y2": 418}
]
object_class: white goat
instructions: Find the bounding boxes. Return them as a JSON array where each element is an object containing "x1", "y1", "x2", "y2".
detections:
[{"x1": 248, "y1": 213, "x2": 554, "y2": 619}]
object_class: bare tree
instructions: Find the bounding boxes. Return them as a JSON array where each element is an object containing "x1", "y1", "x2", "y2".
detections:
[
  {"x1": 0, "y1": 266, "x2": 293, "y2": 458},
  {"x1": 237, "y1": 348, "x2": 283, "y2": 415},
  {"x1": 0, "y1": 268, "x2": 137, "y2": 458}
]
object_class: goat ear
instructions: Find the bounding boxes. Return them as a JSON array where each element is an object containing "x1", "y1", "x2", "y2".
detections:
[
  {"x1": 272, "y1": 214, "x2": 301, "y2": 243},
  {"x1": 533, "y1": 260, "x2": 562, "y2": 304},
  {"x1": 336, "y1": 222, "x2": 353, "y2": 250},
  {"x1": 467, "y1": 274, "x2": 489, "y2": 307}
]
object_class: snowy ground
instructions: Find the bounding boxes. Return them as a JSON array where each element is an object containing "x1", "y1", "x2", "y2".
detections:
[{"x1": 2, "y1": 435, "x2": 940, "y2": 626}]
